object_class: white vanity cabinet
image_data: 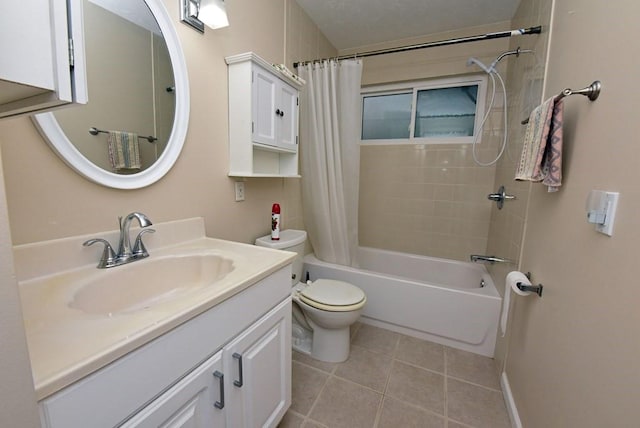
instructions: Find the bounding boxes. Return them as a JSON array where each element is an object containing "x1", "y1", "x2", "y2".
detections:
[
  {"x1": 38, "y1": 266, "x2": 292, "y2": 428},
  {"x1": 0, "y1": 0, "x2": 87, "y2": 119},
  {"x1": 226, "y1": 52, "x2": 303, "y2": 177},
  {"x1": 122, "y1": 299, "x2": 291, "y2": 428}
]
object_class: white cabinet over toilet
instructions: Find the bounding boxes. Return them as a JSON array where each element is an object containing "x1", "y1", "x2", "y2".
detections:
[
  {"x1": 252, "y1": 67, "x2": 298, "y2": 152},
  {"x1": 226, "y1": 52, "x2": 304, "y2": 177}
]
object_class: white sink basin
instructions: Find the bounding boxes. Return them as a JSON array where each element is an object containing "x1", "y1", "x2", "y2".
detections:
[{"x1": 69, "y1": 253, "x2": 234, "y2": 315}]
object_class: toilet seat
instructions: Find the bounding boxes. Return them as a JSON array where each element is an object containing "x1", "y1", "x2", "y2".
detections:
[{"x1": 297, "y1": 279, "x2": 366, "y2": 312}]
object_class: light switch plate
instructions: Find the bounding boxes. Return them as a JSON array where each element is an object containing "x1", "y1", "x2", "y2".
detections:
[{"x1": 595, "y1": 191, "x2": 619, "y2": 236}]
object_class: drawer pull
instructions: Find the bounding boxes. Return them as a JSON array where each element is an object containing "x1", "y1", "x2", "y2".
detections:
[
  {"x1": 213, "y1": 371, "x2": 224, "y2": 409},
  {"x1": 232, "y1": 353, "x2": 244, "y2": 388}
]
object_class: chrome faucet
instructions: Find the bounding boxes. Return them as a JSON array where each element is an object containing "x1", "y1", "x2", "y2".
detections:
[
  {"x1": 117, "y1": 212, "x2": 153, "y2": 261},
  {"x1": 83, "y1": 212, "x2": 154, "y2": 268},
  {"x1": 470, "y1": 255, "x2": 514, "y2": 264}
]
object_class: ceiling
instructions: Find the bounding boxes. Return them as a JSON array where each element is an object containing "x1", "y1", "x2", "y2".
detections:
[{"x1": 295, "y1": 0, "x2": 522, "y2": 50}]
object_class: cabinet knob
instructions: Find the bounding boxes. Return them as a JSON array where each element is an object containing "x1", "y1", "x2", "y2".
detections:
[{"x1": 275, "y1": 109, "x2": 284, "y2": 117}]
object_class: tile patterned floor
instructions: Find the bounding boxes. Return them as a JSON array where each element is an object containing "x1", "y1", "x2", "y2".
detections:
[{"x1": 278, "y1": 323, "x2": 510, "y2": 428}]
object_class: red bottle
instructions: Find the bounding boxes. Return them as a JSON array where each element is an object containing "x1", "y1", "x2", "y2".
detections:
[{"x1": 271, "y1": 203, "x2": 281, "y2": 240}]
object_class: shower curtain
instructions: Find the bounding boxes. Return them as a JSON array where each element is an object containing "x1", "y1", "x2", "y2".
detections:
[{"x1": 299, "y1": 59, "x2": 363, "y2": 267}]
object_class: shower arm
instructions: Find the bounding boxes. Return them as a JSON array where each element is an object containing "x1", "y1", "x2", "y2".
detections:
[{"x1": 490, "y1": 47, "x2": 534, "y2": 70}]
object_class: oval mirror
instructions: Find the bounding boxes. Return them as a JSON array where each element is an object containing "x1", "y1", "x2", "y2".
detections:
[{"x1": 33, "y1": 0, "x2": 189, "y2": 190}]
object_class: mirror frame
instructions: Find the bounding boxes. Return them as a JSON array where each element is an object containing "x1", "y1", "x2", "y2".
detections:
[{"x1": 32, "y1": 0, "x2": 190, "y2": 190}]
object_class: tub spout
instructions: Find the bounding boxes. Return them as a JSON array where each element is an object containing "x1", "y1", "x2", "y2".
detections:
[{"x1": 470, "y1": 255, "x2": 514, "y2": 264}]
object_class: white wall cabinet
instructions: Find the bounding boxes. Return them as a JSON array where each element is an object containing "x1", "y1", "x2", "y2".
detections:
[
  {"x1": 252, "y1": 66, "x2": 298, "y2": 152},
  {"x1": 226, "y1": 52, "x2": 303, "y2": 177},
  {"x1": 0, "y1": 0, "x2": 87, "y2": 119},
  {"x1": 39, "y1": 266, "x2": 292, "y2": 428}
]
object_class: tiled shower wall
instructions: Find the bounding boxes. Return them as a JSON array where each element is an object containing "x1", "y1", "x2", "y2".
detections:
[
  {"x1": 349, "y1": 24, "x2": 513, "y2": 262},
  {"x1": 359, "y1": 140, "x2": 502, "y2": 261}
]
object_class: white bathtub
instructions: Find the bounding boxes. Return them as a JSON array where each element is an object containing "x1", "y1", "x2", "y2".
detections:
[{"x1": 303, "y1": 247, "x2": 502, "y2": 357}]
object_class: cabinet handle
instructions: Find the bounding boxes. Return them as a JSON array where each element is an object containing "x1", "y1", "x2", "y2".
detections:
[
  {"x1": 280, "y1": 110, "x2": 285, "y2": 117},
  {"x1": 232, "y1": 352, "x2": 244, "y2": 388},
  {"x1": 275, "y1": 109, "x2": 284, "y2": 117},
  {"x1": 213, "y1": 371, "x2": 225, "y2": 409}
]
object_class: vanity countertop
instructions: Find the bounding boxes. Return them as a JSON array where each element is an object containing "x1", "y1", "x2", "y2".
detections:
[{"x1": 15, "y1": 218, "x2": 295, "y2": 400}]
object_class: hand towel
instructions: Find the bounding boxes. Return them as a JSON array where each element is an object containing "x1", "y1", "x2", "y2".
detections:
[
  {"x1": 515, "y1": 96, "x2": 564, "y2": 192},
  {"x1": 108, "y1": 131, "x2": 141, "y2": 171}
]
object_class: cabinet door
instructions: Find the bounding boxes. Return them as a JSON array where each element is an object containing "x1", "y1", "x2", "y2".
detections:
[
  {"x1": 121, "y1": 351, "x2": 227, "y2": 428},
  {"x1": 224, "y1": 299, "x2": 292, "y2": 428},
  {"x1": 0, "y1": 0, "x2": 87, "y2": 118},
  {"x1": 276, "y1": 84, "x2": 299, "y2": 152},
  {"x1": 252, "y1": 67, "x2": 278, "y2": 148}
]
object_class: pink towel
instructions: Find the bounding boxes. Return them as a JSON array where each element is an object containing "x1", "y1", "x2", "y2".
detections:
[{"x1": 515, "y1": 96, "x2": 564, "y2": 192}]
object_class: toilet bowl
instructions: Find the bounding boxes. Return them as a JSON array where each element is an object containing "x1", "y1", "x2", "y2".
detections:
[{"x1": 255, "y1": 230, "x2": 366, "y2": 363}]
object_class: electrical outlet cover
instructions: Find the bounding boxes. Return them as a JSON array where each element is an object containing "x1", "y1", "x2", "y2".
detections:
[{"x1": 234, "y1": 182, "x2": 245, "y2": 201}]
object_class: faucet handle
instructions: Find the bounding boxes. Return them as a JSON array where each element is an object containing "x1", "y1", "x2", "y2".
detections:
[
  {"x1": 132, "y1": 228, "x2": 155, "y2": 258},
  {"x1": 83, "y1": 238, "x2": 117, "y2": 269}
]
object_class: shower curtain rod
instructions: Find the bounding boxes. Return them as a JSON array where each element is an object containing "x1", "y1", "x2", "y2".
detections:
[{"x1": 293, "y1": 25, "x2": 541, "y2": 68}]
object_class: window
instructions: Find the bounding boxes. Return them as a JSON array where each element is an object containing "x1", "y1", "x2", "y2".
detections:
[
  {"x1": 361, "y1": 92, "x2": 412, "y2": 140},
  {"x1": 361, "y1": 75, "x2": 487, "y2": 144}
]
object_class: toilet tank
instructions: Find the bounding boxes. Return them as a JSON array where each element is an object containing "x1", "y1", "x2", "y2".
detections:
[{"x1": 255, "y1": 229, "x2": 307, "y2": 285}]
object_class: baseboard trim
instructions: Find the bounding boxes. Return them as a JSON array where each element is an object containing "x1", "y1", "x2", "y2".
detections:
[{"x1": 501, "y1": 371, "x2": 522, "y2": 428}]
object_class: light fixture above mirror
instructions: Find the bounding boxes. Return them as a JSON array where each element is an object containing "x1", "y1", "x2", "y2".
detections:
[{"x1": 181, "y1": 0, "x2": 229, "y2": 32}]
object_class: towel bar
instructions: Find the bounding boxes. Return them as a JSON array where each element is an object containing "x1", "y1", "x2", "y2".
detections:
[
  {"x1": 89, "y1": 127, "x2": 157, "y2": 143},
  {"x1": 521, "y1": 80, "x2": 601, "y2": 124}
]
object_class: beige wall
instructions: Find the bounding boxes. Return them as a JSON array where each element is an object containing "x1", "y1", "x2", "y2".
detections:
[
  {"x1": 345, "y1": 24, "x2": 513, "y2": 261},
  {"x1": 0, "y1": 150, "x2": 39, "y2": 428},
  {"x1": 0, "y1": 0, "x2": 335, "y2": 246},
  {"x1": 488, "y1": 0, "x2": 553, "y2": 371},
  {"x1": 505, "y1": 0, "x2": 640, "y2": 425}
]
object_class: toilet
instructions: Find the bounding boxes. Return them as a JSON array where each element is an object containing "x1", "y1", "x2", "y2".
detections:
[{"x1": 255, "y1": 229, "x2": 366, "y2": 363}]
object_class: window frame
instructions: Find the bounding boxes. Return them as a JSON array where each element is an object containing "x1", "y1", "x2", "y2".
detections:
[{"x1": 360, "y1": 74, "x2": 488, "y2": 145}]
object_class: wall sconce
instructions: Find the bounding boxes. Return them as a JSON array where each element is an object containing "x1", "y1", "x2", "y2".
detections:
[{"x1": 181, "y1": 0, "x2": 229, "y2": 33}]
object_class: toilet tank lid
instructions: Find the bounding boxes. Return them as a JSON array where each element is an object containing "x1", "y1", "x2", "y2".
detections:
[{"x1": 255, "y1": 229, "x2": 307, "y2": 249}]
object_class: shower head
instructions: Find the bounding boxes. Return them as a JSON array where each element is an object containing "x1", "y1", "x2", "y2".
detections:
[{"x1": 466, "y1": 57, "x2": 493, "y2": 74}]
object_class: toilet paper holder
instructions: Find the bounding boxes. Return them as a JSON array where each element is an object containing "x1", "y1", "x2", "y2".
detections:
[{"x1": 516, "y1": 273, "x2": 543, "y2": 297}]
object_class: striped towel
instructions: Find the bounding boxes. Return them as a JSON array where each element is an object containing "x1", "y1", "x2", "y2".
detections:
[
  {"x1": 515, "y1": 96, "x2": 564, "y2": 192},
  {"x1": 108, "y1": 131, "x2": 141, "y2": 171}
]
